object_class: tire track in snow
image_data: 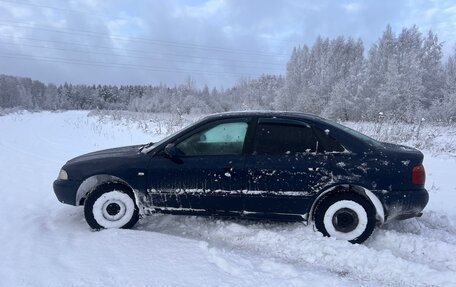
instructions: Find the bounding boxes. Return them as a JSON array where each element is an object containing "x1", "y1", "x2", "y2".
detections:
[
  {"x1": 365, "y1": 212, "x2": 456, "y2": 273},
  {"x1": 383, "y1": 212, "x2": 456, "y2": 245},
  {"x1": 367, "y1": 228, "x2": 456, "y2": 272},
  {"x1": 0, "y1": 138, "x2": 62, "y2": 164},
  {"x1": 138, "y1": 214, "x2": 456, "y2": 287}
]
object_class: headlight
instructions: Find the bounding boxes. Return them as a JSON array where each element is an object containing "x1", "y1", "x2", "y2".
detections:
[{"x1": 58, "y1": 169, "x2": 68, "y2": 180}]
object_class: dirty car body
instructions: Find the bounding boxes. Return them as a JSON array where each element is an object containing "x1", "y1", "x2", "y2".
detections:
[{"x1": 53, "y1": 111, "x2": 429, "y2": 243}]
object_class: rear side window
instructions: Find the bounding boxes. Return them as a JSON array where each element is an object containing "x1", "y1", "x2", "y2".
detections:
[
  {"x1": 313, "y1": 127, "x2": 345, "y2": 152},
  {"x1": 253, "y1": 123, "x2": 318, "y2": 155}
]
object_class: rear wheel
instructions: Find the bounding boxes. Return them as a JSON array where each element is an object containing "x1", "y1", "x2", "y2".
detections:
[
  {"x1": 314, "y1": 192, "x2": 376, "y2": 244},
  {"x1": 84, "y1": 182, "x2": 139, "y2": 230}
]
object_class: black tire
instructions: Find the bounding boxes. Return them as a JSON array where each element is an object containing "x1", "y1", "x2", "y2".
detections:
[
  {"x1": 84, "y1": 182, "x2": 139, "y2": 230},
  {"x1": 314, "y1": 192, "x2": 376, "y2": 244}
]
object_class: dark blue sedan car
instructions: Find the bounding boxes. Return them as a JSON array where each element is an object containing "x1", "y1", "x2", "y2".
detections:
[{"x1": 54, "y1": 111, "x2": 428, "y2": 243}]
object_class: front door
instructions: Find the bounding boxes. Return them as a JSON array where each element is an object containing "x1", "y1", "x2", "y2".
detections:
[{"x1": 147, "y1": 118, "x2": 251, "y2": 212}]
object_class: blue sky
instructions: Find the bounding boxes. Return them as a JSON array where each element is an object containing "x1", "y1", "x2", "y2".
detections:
[{"x1": 0, "y1": 0, "x2": 455, "y2": 87}]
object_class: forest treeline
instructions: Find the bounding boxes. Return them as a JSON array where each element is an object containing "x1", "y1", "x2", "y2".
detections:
[{"x1": 1, "y1": 25, "x2": 455, "y2": 123}]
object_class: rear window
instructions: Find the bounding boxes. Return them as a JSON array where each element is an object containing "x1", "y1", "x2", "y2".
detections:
[{"x1": 329, "y1": 121, "x2": 380, "y2": 147}]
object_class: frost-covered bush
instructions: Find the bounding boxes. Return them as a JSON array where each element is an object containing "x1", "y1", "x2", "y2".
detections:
[
  {"x1": 87, "y1": 110, "x2": 200, "y2": 136},
  {"x1": 343, "y1": 120, "x2": 456, "y2": 154},
  {"x1": 0, "y1": 107, "x2": 27, "y2": 117}
]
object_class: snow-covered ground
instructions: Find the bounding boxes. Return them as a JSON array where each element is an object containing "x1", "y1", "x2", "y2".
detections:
[{"x1": 0, "y1": 111, "x2": 455, "y2": 287}]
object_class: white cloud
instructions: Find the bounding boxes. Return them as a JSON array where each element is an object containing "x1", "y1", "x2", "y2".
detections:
[
  {"x1": 0, "y1": 2, "x2": 33, "y2": 18},
  {"x1": 342, "y1": 2, "x2": 363, "y2": 13},
  {"x1": 69, "y1": 0, "x2": 102, "y2": 9},
  {"x1": 0, "y1": 24, "x2": 28, "y2": 40},
  {"x1": 174, "y1": 0, "x2": 226, "y2": 19}
]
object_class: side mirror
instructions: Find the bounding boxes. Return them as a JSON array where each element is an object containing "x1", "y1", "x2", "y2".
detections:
[{"x1": 164, "y1": 143, "x2": 178, "y2": 158}]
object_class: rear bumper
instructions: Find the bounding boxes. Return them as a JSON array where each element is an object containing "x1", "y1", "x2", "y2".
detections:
[
  {"x1": 375, "y1": 188, "x2": 429, "y2": 222},
  {"x1": 53, "y1": 179, "x2": 81, "y2": 206}
]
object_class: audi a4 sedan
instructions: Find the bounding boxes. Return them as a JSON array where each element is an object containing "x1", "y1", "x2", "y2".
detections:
[{"x1": 53, "y1": 111, "x2": 428, "y2": 243}]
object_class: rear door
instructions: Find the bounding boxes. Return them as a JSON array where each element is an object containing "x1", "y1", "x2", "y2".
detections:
[{"x1": 243, "y1": 117, "x2": 332, "y2": 214}]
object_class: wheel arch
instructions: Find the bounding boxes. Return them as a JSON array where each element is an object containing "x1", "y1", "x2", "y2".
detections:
[
  {"x1": 76, "y1": 174, "x2": 139, "y2": 206},
  {"x1": 308, "y1": 184, "x2": 385, "y2": 224}
]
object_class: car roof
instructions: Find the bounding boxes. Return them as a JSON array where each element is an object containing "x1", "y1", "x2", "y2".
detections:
[{"x1": 203, "y1": 110, "x2": 324, "y2": 122}]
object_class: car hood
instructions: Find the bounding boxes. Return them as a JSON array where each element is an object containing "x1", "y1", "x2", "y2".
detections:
[{"x1": 67, "y1": 145, "x2": 143, "y2": 164}]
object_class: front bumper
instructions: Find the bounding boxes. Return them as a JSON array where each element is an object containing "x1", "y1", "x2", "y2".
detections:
[
  {"x1": 53, "y1": 179, "x2": 81, "y2": 205},
  {"x1": 375, "y1": 188, "x2": 429, "y2": 222}
]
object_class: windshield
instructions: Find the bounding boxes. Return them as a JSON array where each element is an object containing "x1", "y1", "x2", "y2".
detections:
[
  {"x1": 140, "y1": 131, "x2": 178, "y2": 154},
  {"x1": 141, "y1": 117, "x2": 207, "y2": 153}
]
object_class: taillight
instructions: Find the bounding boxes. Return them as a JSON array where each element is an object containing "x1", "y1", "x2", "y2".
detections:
[{"x1": 412, "y1": 164, "x2": 426, "y2": 185}]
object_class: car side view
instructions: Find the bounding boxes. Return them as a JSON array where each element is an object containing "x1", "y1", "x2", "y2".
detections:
[{"x1": 53, "y1": 111, "x2": 429, "y2": 243}]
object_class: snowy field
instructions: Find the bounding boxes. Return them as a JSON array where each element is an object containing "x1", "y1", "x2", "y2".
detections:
[{"x1": 1, "y1": 111, "x2": 456, "y2": 287}]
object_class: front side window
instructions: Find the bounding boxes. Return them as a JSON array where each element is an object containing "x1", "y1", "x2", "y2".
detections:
[
  {"x1": 253, "y1": 123, "x2": 318, "y2": 155},
  {"x1": 176, "y1": 121, "x2": 248, "y2": 156}
]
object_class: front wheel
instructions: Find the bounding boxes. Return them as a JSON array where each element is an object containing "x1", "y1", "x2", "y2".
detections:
[
  {"x1": 314, "y1": 192, "x2": 376, "y2": 244},
  {"x1": 84, "y1": 182, "x2": 139, "y2": 230}
]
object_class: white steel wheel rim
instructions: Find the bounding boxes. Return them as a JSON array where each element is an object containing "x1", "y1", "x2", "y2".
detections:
[
  {"x1": 92, "y1": 190, "x2": 135, "y2": 228},
  {"x1": 323, "y1": 200, "x2": 368, "y2": 241}
]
